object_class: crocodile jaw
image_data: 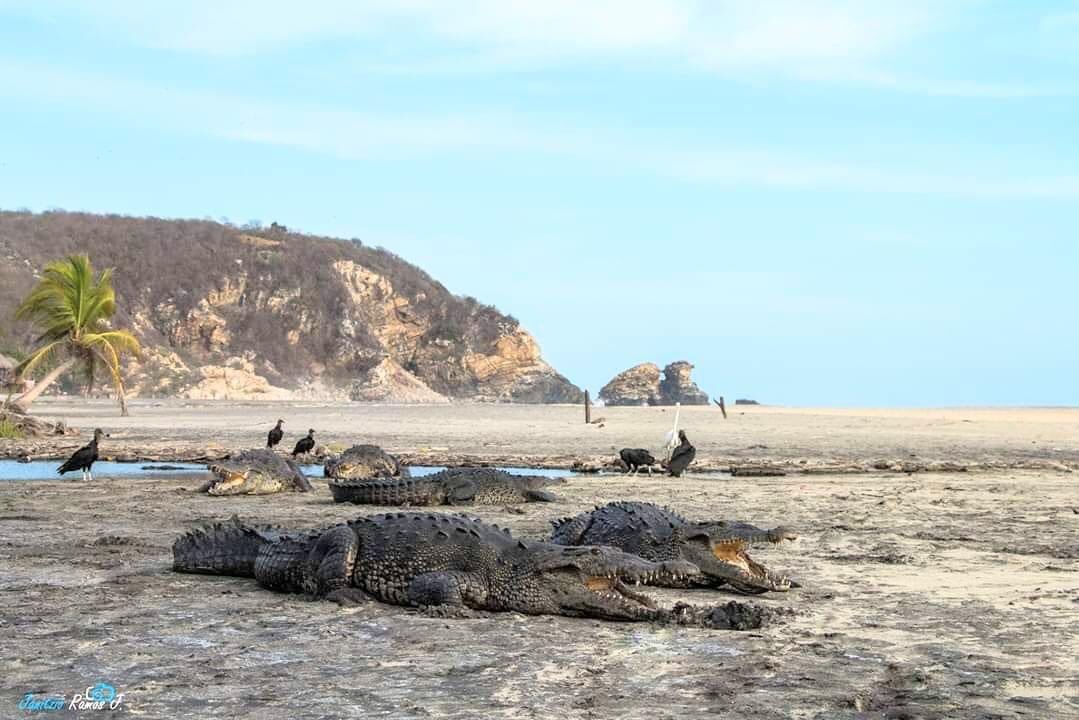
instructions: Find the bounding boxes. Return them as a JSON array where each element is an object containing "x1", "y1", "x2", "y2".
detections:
[
  {"x1": 206, "y1": 466, "x2": 261, "y2": 495},
  {"x1": 695, "y1": 540, "x2": 792, "y2": 593},
  {"x1": 547, "y1": 551, "x2": 700, "y2": 620}
]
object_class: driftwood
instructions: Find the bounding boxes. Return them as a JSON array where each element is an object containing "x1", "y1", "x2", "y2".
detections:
[
  {"x1": 730, "y1": 464, "x2": 787, "y2": 477},
  {"x1": 0, "y1": 407, "x2": 75, "y2": 438},
  {"x1": 714, "y1": 396, "x2": 727, "y2": 419}
]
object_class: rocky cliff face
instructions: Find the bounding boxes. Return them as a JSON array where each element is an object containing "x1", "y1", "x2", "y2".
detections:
[
  {"x1": 599, "y1": 361, "x2": 709, "y2": 406},
  {"x1": 0, "y1": 211, "x2": 582, "y2": 403},
  {"x1": 349, "y1": 358, "x2": 449, "y2": 404},
  {"x1": 598, "y1": 363, "x2": 663, "y2": 406},
  {"x1": 658, "y1": 361, "x2": 710, "y2": 405}
]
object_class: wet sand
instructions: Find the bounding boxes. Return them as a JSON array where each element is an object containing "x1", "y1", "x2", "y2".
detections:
[
  {"x1": 1, "y1": 402, "x2": 1077, "y2": 718},
  {"x1": 4, "y1": 400, "x2": 1078, "y2": 472}
]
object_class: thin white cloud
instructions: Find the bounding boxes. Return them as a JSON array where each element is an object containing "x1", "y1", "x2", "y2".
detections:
[
  {"x1": 0, "y1": 0, "x2": 694, "y2": 56},
  {"x1": 684, "y1": 0, "x2": 933, "y2": 68},
  {"x1": 797, "y1": 66, "x2": 1077, "y2": 99},
  {"x1": 0, "y1": 59, "x2": 564, "y2": 158},
  {"x1": 1040, "y1": 5, "x2": 1079, "y2": 58},
  {"x1": 5, "y1": 1, "x2": 1064, "y2": 97},
  {"x1": 3, "y1": 58, "x2": 1077, "y2": 198},
  {"x1": 1041, "y1": 6, "x2": 1079, "y2": 34},
  {"x1": 646, "y1": 147, "x2": 1079, "y2": 197},
  {"x1": 4, "y1": 1, "x2": 931, "y2": 65}
]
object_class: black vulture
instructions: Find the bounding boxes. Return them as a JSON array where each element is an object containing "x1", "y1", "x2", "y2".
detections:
[
  {"x1": 57, "y1": 428, "x2": 107, "y2": 481},
  {"x1": 267, "y1": 419, "x2": 285, "y2": 449},
  {"x1": 292, "y1": 429, "x2": 315, "y2": 457},
  {"x1": 666, "y1": 430, "x2": 696, "y2": 477},
  {"x1": 619, "y1": 448, "x2": 657, "y2": 475}
]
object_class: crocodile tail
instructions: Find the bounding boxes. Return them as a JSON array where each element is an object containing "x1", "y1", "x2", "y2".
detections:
[
  {"x1": 172, "y1": 516, "x2": 268, "y2": 577},
  {"x1": 329, "y1": 477, "x2": 439, "y2": 505}
]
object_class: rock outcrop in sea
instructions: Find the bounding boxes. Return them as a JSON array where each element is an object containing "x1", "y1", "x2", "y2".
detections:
[
  {"x1": 658, "y1": 361, "x2": 710, "y2": 405},
  {"x1": 599, "y1": 361, "x2": 709, "y2": 406}
]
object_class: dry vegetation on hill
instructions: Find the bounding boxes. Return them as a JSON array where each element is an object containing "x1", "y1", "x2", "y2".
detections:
[{"x1": 0, "y1": 210, "x2": 581, "y2": 403}]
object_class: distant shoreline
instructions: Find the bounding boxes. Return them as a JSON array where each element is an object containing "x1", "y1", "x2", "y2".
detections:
[{"x1": 3, "y1": 400, "x2": 1075, "y2": 473}]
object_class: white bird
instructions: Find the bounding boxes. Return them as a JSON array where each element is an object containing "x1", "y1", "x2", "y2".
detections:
[{"x1": 662, "y1": 403, "x2": 681, "y2": 462}]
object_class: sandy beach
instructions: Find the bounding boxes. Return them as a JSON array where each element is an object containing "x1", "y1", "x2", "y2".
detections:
[
  {"x1": 4, "y1": 399, "x2": 1078, "y2": 471},
  {"x1": 1, "y1": 402, "x2": 1077, "y2": 718}
]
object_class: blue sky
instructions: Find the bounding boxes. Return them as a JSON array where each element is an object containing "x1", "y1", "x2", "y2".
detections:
[{"x1": 1, "y1": 1, "x2": 1076, "y2": 406}]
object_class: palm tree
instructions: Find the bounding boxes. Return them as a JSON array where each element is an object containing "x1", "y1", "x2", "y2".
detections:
[{"x1": 9, "y1": 255, "x2": 141, "y2": 416}]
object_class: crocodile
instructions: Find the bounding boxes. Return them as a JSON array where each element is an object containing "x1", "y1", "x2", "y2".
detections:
[
  {"x1": 198, "y1": 449, "x2": 312, "y2": 495},
  {"x1": 324, "y1": 444, "x2": 409, "y2": 481},
  {"x1": 171, "y1": 513, "x2": 768, "y2": 627},
  {"x1": 328, "y1": 467, "x2": 564, "y2": 506},
  {"x1": 549, "y1": 501, "x2": 795, "y2": 594}
]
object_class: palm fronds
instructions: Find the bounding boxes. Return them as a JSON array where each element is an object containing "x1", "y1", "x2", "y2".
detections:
[{"x1": 11, "y1": 255, "x2": 140, "y2": 415}]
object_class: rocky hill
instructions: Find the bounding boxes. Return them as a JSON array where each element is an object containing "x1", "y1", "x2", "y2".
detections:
[
  {"x1": 0, "y1": 210, "x2": 582, "y2": 403},
  {"x1": 598, "y1": 361, "x2": 709, "y2": 406}
]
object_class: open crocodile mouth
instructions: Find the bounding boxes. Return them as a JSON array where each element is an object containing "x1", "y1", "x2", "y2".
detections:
[
  {"x1": 209, "y1": 465, "x2": 247, "y2": 482},
  {"x1": 709, "y1": 540, "x2": 792, "y2": 594},
  {"x1": 204, "y1": 465, "x2": 258, "y2": 494},
  {"x1": 585, "y1": 575, "x2": 658, "y2": 608},
  {"x1": 326, "y1": 463, "x2": 363, "y2": 478},
  {"x1": 571, "y1": 559, "x2": 699, "y2": 616}
]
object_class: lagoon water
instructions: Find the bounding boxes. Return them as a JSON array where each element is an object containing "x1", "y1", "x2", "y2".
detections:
[{"x1": 0, "y1": 460, "x2": 573, "y2": 482}]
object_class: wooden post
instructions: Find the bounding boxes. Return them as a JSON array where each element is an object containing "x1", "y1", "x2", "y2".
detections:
[
  {"x1": 718, "y1": 396, "x2": 727, "y2": 419},
  {"x1": 584, "y1": 390, "x2": 591, "y2": 424}
]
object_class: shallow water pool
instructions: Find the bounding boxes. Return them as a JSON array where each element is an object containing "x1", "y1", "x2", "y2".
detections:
[{"x1": 0, "y1": 459, "x2": 573, "y2": 482}]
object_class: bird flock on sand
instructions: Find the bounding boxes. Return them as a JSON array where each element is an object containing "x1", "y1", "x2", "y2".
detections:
[
  {"x1": 618, "y1": 403, "x2": 697, "y2": 477},
  {"x1": 56, "y1": 409, "x2": 698, "y2": 480},
  {"x1": 265, "y1": 419, "x2": 315, "y2": 457}
]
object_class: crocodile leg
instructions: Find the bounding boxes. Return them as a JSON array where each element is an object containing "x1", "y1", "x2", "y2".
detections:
[
  {"x1": 444, "y1": 479, "x2": 480, "y2": 505},
  {"x1": 305, "y1": 525, "x2": 365, "y2": 603},
  {"x1": 406, "y1": 570, "x2": 488, "y2": 614},
  {"x1": 523, "y1": 488, "x2": 561, "y2": 502}
]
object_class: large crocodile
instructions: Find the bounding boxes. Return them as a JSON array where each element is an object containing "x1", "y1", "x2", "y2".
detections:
[
  {"x1": 549, "y1": 501, "x2": 795, "y2": 594},
  {"x1": 328, "y1": 467, "x2": 564, "y2": 506},
  {"x1": 198, "y1": 449, "x2": 312, "y2": 495},
  {"x1": 324, "y1": 444, "x2": 408, "y2": 481},
  {"x1": 171, "y1": 513, "x2": 768, "y2": 627}
]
